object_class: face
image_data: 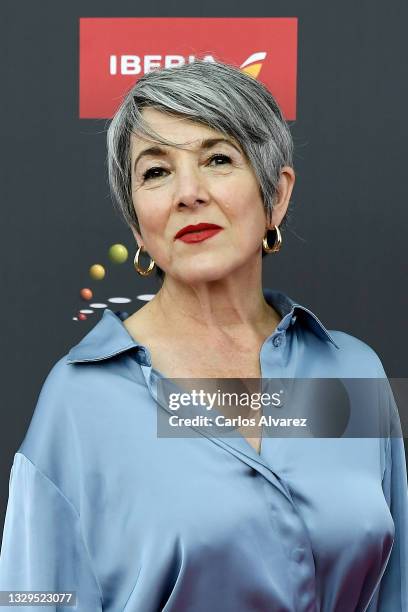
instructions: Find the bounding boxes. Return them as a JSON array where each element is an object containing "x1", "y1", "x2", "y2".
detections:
[{"x1": 130, "y1": 107, "x2": 294, "y2": 283}]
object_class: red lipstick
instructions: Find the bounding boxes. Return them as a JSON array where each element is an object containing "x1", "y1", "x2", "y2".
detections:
[{"x1": 175, "y1": 223, "x2": 223, "y2": 243}]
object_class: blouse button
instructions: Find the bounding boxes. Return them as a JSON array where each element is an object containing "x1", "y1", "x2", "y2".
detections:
[
  {"x1": 291, "y1": 548, "x2": 305, "y2": 563},
  {"x1": 273, "y1": 335, "x2": 283, "y2": 348},
  {"x1": 136, "y1": 348, "x2": 150, "y2": 366}
]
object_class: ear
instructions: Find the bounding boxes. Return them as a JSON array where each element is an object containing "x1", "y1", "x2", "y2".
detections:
[
  {"x1": 267, "y1": 166, "x2": 296, "y2": 230},
  {"x1": 130, "y1": 225, "x2": 143, "y2": 249}
]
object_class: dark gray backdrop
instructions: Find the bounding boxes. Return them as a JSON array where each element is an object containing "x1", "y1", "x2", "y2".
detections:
[{"x1": 1, "y1": 0, "x2": 407, "y2": 533}]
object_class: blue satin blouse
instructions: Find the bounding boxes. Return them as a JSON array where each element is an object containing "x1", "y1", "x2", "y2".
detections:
[{"x1": 0, "y1": 288, "x2": 407, "y2": 611}]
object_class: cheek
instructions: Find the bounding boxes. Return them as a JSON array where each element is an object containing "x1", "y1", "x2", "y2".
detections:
[
  {"x1": 225, "y1": 191, "x2": 266, "y2": 249},
  {"x1": 222, "y1": 183, "x2": 265, "y2": 225},
  {"x1": 225, "y1": 172, "x2": 260, "y2": 202},
  {"x1": 132, "y1": 195, "x2": 168, "y2": 233}
]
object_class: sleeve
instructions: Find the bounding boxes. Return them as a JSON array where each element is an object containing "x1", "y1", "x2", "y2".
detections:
[
  {"x1": 366, "y1": 385, "x2": 408, "y2": 611},
  {"x1": 0, "y1": 452, "x2": 103, "y2": 611}
]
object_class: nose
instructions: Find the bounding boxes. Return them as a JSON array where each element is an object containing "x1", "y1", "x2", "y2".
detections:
[{"x1": 172, "y1": 164, "x2": 210, "y2": 210}]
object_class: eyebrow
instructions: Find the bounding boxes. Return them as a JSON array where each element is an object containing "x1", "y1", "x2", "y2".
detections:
[{"x1": 133, "y1": 137, "x2": 242, "y2": 173}]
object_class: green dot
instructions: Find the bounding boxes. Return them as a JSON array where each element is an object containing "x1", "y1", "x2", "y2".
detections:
[{"x1": 108, "y1": 243, "x2": 128, "y2": 264}]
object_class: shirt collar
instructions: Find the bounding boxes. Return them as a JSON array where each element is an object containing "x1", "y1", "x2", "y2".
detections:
[{"x1": 66, "y1": 288, "x2": 339, "y2": 365}]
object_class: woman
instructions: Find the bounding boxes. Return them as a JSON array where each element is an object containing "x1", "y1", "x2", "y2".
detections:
[{"x1": 0, "y1": 59, "x2": 406, "y2": 611}]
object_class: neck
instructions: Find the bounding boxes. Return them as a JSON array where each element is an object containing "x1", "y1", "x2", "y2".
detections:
[{"x1": 148, "y1": 267, "x2": 281, "y2": 341}]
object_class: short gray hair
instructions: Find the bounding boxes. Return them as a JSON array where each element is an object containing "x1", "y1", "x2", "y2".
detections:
[{"x1": 106, "y1": 58, "x2": 294, "y2": 281}]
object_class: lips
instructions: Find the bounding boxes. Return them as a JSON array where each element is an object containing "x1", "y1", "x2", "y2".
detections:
[
  {"x1": 177, "y1": 228, "x2": 223, "y2": 244},
  {"x1": 175, "y1": 223, "x2": 222, "y2": 239}
]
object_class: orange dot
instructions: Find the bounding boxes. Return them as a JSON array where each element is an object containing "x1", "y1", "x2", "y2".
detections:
[{"x1": 80, "y1": 288, "x2": 93, "y2": 300}]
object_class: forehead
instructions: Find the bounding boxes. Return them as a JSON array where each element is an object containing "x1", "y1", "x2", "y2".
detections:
[{"x1": 130, "y1": 107, "x2": 239, "y2": 153}]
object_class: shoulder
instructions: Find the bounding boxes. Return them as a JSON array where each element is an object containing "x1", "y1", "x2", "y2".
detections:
[
  {"x1": 18, "y1": 349, "x2": 130, "y2": 460},
  {"x1": 19, "y1": 343, "x2": 147, "y2": 449},
  {"x1": 13, "y1": 354, "x2": 83, "y2": 497},
  {"x1": 17, "y1": 355, "x2": 77, "y2": 455},
  {"x1": 22, "y1": 354, "x2": 74, "y2": 426},
  {"x1": 26, "y1": 352, "x2": 108, "y2": 413},
  {"x1": 326, "y1": 329, "x2": 388, "y2": 378}
]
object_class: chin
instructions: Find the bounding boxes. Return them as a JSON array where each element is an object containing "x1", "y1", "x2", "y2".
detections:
[{"x1": 173, "y1": 264, "x2": 230, "y2": 284}]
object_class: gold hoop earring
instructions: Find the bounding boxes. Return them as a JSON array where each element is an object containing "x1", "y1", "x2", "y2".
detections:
[
  {"x1": 262, "y1": 225, "x2": 282, "y2": 253},
  {"x1": 134, "y1": 245, "x2": 155, "y2": 276}
]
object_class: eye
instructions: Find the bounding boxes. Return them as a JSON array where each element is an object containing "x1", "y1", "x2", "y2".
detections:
[
  {"x1": 141, "y1": 153, "x2": 232, "y2": 182},
  {"x1": 208, "y1": 153, "x2": 232, "y2": 166},
  {"x1": 142, "y1": 166, "x2": 167, "y2": 182}
]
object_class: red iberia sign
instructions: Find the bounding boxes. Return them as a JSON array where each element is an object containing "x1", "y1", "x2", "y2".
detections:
[{"x1": 79, "y1": 17, "x2": 297, "y2": 120}]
